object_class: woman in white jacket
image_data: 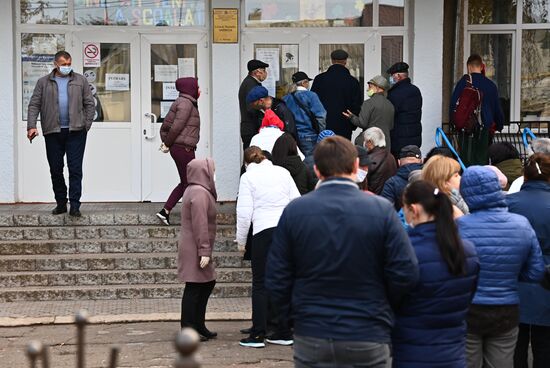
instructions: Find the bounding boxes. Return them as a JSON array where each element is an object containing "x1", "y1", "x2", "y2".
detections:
[{"x1": 237, "y1": 146, "x2": 301, "y2": 348}]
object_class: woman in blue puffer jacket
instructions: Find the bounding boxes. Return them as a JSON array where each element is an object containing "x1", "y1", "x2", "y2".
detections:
[
  {"x1": 457, "y1": 166, "x2": 545, "y2": 368},
  {"x1": 392, "y1": 180, "x2": 479, "y2": 368},
  {"x1": 506, "y1": 153, "x2": 550, "y2": 368}
]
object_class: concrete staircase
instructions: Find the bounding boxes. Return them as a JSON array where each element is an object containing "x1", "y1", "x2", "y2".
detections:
[{"x1": 0, "y1": 204, "x2": 251, "y2": 302}]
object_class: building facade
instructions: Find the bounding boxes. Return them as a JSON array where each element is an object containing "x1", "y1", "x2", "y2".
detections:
[{"x1": 0, "y1": 0, "x2": 547, "y2": 203}]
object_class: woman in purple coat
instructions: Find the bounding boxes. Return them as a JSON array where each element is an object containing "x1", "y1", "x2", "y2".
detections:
[{"x1": 178, "y1": 158, "x2": 217, "y2": 341}]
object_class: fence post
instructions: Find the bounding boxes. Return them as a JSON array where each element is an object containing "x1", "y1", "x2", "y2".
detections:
[
  {"x1": 174, "y1": 328, "x2": 200, "y2": 368},
  {"x1": 75, "y1": 310, "x2": 89, "y2": 368},
  {"x1": 26, "y1": 341, "x2": 43, "y2": 368}
]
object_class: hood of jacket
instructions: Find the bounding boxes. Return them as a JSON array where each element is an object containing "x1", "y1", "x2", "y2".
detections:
[
  {"x1": 460, "y1": 166, "x2": 507, "y2": 212},
  {"x1": 396, "y1": 162, "x2": 423, "y2": 181},
  {"x1": 176, "y1": 77, "x2": 199, "y2": 99},
  {"x1": 187, "y1": 158, "x2": 217, "y2": 200}
]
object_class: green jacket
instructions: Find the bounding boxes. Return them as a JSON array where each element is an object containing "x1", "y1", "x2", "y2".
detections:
[{"x1": 27, "y1": 70, "x2": 95, "y2": 135}]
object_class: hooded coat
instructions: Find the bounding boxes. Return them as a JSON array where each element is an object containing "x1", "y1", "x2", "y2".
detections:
[
  {"x1": 381, "y1": 162, "x2": 423, "y2": 210},
  {"x1": 177, "y1": 158, "x2": 217, "y2": 283}
]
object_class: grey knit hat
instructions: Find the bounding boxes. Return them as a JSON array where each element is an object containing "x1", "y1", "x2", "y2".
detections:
[{"x1": 368, "y1": 75, "x2": 390, "y2": 91}]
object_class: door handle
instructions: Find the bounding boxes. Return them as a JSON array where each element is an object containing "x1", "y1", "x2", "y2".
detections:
[{"x1": 144, "y1": 113, "x2": 157, "y2": 140}]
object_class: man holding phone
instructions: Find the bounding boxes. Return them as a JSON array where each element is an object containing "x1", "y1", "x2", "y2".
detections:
[{"x1": 27, "y1": 50, "x2": 95, "y2": 217}]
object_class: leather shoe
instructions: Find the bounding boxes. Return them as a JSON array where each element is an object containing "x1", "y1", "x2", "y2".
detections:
[
  {"x1": 240, "y1": 327, "x2": 252, "y2": 334},
  {"x1": 52, "y1": 205, "x2": 67, "y2": 215},
  {"x1": 197, "y1": 328, "x2": 217, "y2": 339},
  {"x1": 69, "y1": 208, "x2": 81, "y2": 217}
]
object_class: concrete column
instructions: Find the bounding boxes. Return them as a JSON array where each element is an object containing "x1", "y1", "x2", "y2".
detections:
[
  {"x1": 211, "y1": 0, "x2": 241, "y2": 201},
  {"x1": 413, "y1": 0, "x2": 444, "y2": 155},
  {"x1": 0, "y1": 1, "x2": 15, "y2": 202}
]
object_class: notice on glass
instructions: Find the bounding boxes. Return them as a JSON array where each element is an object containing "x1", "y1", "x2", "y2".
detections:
[
  {"x1": 256, "y1": 48, "x2": 280, "y2": 81},
  {"x1": 178, "y1": 58, "x2": 195, "y2": 78},
  {"x1": 282, "y1": 45, "x2": 298, "y2": 68},
  {"x1": 154, "y1": 65, "x2": 178, "y2": 82},
  {"x1": 32, "y1": 36, "x2": 58, "y2": 55},
  {"x1": 105, "y1": 73, "x2": 130, "y2": 91},
  {"x1": 83, "y1": 43, "x2": 101, "y2": 67},
  {"x1": 160, "y1": 101, "x2": 173, "y2": 118},
  {"x1": 163, "y1": 83, "x2": 179, "y2": 100},
  {"x1": 22, "y1": 55, "x2": 55, "y2": 120}
]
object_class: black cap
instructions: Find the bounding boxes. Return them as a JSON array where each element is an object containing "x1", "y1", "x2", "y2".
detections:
[
  {"x1": 386, "y1": 61, "x2": 409, "y2": 75},
  {"x1": 291, "y1": 71, "x2": 312, "y2": 84},
  {"x1": 356, "y1": 145, "x2": 370, "y2": 166},
  {"x1": 398, "y1": 145, "x2": 422, "y2": 159},
  {"x1": 247, "y1": 59, "x2": 269, "y2": 72},
  {"x1": 330, "y1": 49, "x2": 349, "y2": 60}
]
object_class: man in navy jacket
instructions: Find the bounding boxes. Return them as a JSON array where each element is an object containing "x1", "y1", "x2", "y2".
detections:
[{"x1": 266, "y1": 136, "x2": 419, "y2": 366}]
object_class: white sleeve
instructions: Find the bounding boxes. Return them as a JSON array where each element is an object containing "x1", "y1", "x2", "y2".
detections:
[
  {"x1": 507, "y1": 176, "x2": 524, "y2": 194},
  {"x1": 236, "y1": 175, "x2": 254, "y2": 245},
  {"x1": 298, "y1": 147, "x2": 305, "y2": 160},
  {"x1": 288, "y1": 173, "x2": 301, "y2": 200}
]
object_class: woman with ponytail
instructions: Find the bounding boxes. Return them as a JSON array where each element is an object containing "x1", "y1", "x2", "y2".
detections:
[{"x1": 392, "y1": 180, "x2": 479, "y2": 367}]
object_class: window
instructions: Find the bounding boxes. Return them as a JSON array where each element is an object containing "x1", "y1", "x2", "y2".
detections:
[
  {"x1": 468, "y1": 0, "x2": 516, "y2": 24},
  {"x1": 254, "y1": 44, "x2": 299, "y2": 99},
  {"x1": 381, "y1": 36, "x2": 403, "y2": 76},
  {"x1": 521, "y1": 30, "x2": 550, "y2": 120},
  {"x1": 20, "y1": 0, "x2": 68, "y2": 24},
  {"x1": 523, "y1": 0, "x2": 550, "y2": 23},
  {"x1": 319, "y1": 44, "x2": 365, "y2": 91},
  {"x1": 379, "y1": 0, "x2": 405, "y2": 26}
]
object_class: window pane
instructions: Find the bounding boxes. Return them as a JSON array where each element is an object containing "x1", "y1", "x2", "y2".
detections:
[
  {"x1": 319, "y1": 44, "x2": 364, "y2": 91},
  {"x1": 83, "y1": 43, "x2": 131, "y2": 122},
  {"x1": 74, "y1": 0, "x2": 206, "y2": 26},
  {"x1": 468, "y1": 0, "x2": 517, "y2": 24},
  {"x1": 523, "y1": 0, "x2": 550, "y2": 23},
  {"x1": 381, "y1": 36, "x2": 403, "y2": 77},
  {"x1": 21, "y1": 33, "x2": 65, "y2": 121},
  {"x1": 521, "y1": 30, "x2": 550, "y2": 120},
  {"x1": 253, "y1": 44, "x2": 299, "y2": 99},
  {"x1": 20, "y1": 0, "x2": 68, "y2": 24},
  {"x1": 470, "y1": 34, "x2": 512, "y2": 122},
  {"x1": 379, "y1": 0, "x2": 405, "y2": 26},
  {"x1": 245, "y1": 0, "x2": 373, "y2": 27},
  {"x1": 151, "y1": 44, "x2": 197, "y2": 122}
]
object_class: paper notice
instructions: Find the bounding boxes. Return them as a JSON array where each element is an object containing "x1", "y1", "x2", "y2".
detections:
[
  {"x1": 160, "y1": 101, "x2": 173, "y2": 118},
  {"x1": 163, "y1": 83, "x2": 179, "y2": 100},
  {"x1": 105, "y1": 73, "x2": 130, "y2": 91},
  {"x1": 282, "y1": 45, "x2": 298, "y2": 68},
  {"x1": 256, "y1": 48, "x2": 280, "y2": 81},
  {"x1": 178, "y1": 58, "x2": 195, "y2": 78},
  {"x1": 154, "y1": 65, "x2": 178, "y2": 82}
]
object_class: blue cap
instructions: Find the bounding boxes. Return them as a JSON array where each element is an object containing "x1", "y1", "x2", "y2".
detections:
[
  {"x1": 317, "y1": 130, "x2": 335, "y2": 143},
  {"x1": 246, "y1": 86, "x2": 269, "y2": 104}
]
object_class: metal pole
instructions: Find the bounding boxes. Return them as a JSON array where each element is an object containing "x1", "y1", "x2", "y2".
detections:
[
  {"x1": 41, "y1": 344, "x2": 50, "y2": 368},
  {"x1": 108, "y1": 346, "x2": 119, "y2": 368},
  {"x1": 175, "y1": 328, "x2": 200, "y2": 368},
  {"x1": 26, "y1": 341, "x2": 42, "y2": 368},
  {"x1": 75, "y1": 310, "x2": 89, "y2": 368}
]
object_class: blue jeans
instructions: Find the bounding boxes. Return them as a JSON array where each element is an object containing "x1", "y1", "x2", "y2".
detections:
[
  {"x1": 294, "y1": 335, "x2": 390, "y2": 368},
  {"x1": 298, "y1": 133, "x2": 318, "y2": 158},
  {"x1": 44, "y1": 128, "x2": 87, "y2": 209}
]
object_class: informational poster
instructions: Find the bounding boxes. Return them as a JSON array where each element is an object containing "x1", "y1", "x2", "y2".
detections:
[
  {"x1": 32, "y1": 36, "x2": 58, "y2": 55},
  {"x1": 105, "y1": 73, "x2": 130, "y2": 91},
  {"x1": 154, "y1": 65, "x2": 178, "y2": 82},
  {"x1": 160, "y1": 101, "x2": 173, "y2": 118},
  {"x1": 282, "y1": 45, "x2": 299, "y2": 68},
  {"x1": 21, "y1": 55, "x2": 55, "y2": 120},
  {"x1": 177, "y1": 58, "x2": 195, "y2": 78},
  {"x1": 213, "y1": 8, "x2": 238, "y2": 43},
  {"x1": 84, "y1": 70, "x2": 97, "y2": 83},
  {"x1": 256, "y1": 48, "x2": 280, "y2": 96},
  {"x1": 163, "y1": 83, "x2": 179, "y2": 100},
  {"x1": 83, "y1": 43, "x2": 101, "y2": 67}
]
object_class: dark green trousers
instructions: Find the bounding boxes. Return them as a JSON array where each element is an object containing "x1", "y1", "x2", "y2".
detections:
[{"x1": 458, "y1": 128, "x2": 490, "y2": 167}]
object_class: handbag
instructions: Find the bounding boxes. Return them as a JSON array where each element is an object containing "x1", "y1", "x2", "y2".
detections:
[{"x1": 291, "y1": 92, "x2": 320, "y2": 134}]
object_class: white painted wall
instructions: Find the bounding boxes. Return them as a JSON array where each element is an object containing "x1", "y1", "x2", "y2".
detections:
[
  {"x1": 211, "y1": 0, "x2": 241, "y2": 201},
  {"x1": 0, "y1": 1, "x2": 15, "y2": 202},
  {"x1": 413, "y1": 0, "x2": 444, "y2": 156}
]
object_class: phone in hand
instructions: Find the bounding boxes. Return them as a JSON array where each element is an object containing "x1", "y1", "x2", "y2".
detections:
[{"x1": 28, "y1": 130, "x2": 38, "y2": 143}]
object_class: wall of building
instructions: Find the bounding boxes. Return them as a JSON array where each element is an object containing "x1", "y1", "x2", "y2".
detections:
[
  {"x1": 0, "y1": 0, "x2": 15, "y2": 202},
  {"x1": 413, "y1": 0, "x2": 444, "y2": 154}
]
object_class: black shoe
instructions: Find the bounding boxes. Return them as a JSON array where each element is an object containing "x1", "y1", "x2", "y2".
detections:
[
  {"x1": 266, "y1": 333, "x2": 294, "y2": 346},
  {"x1": 52, "y1": 205, "x2": 67, "y2": 215},
  {"x1": 156, "y1": 209, "x2": 170, "y2": 225},
  {"x1": 199, "y1": 334, "x2": 209, "y2": 342},
  {"x1": 197, "y1": 328, "x2": 217, "y2": 339},
  {"x1": 239, "y1": 335, "x2": 265, "y2": 348},
  {"x1": 240, "y1": 327, "x2": 252, "y2": 334},
  {"x1": 69, "y1": 208, "x2": 81, "y2": 217}
]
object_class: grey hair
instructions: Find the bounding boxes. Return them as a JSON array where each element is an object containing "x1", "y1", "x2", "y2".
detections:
[
  {"x1": 532, "y1": 138, "x2": 550, "y2": 154},
  {"x1": 363, "y1": 127, "x2": 386, "y2": 148}
]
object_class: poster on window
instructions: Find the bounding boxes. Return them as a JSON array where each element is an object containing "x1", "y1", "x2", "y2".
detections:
[
  {"x1": 22, "y1": 55, "x2": 55, "y2": 120},
  {"x1": 282, "y1": 45, "x2": 298, "y2": 68},
  {"x1": 105, "y1": 73, "x2": 130, "y2": 91},
  {"x1": 154, "y1": 65, "x2": 178, "y2": 82},
  {"x1": 163, "y1": 83, "x2": 179, "y2": 100},
  {"x1": 256, "y1": 48, "x2": 280, "y2": 81},
  {"x1": 178, "y1": 58, "x2": 195, "y2": 78}
]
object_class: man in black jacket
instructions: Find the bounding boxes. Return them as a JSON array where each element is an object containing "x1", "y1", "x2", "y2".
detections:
[
  {"x1": 238, "y1": 59, "x2": 269, "y2": 150},
  {"x1": 386, "y1": 62, "x2": 423, "y2": 157},
  {"x1": 266, "y1": 136, "x2": 419, "y2": 366},
  {"x1": 311, "y1": 50, "x2": 363, "y2": 140}
]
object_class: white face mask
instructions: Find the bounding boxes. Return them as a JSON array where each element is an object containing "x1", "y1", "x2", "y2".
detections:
[
  {"x1": 213, "y1": 174, "x2": 217, "y2": 182},
  {"x1": 356, "y1": 168, "x2": 368, "y2": 183}
]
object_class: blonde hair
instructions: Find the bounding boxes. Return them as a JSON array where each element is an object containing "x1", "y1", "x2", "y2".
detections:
[{"x1": 421, "y1": 155, "x2": 461, "y2": 195}]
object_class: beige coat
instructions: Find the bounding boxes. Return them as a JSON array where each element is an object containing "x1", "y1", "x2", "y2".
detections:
[{"x1": 177, "y1": 158, "x2": 217, "y2": 283}]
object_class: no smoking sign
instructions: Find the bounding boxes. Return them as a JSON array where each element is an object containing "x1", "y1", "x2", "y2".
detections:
[{"x1": 83, "y1": 42, "x2": 101, "y2": 68}]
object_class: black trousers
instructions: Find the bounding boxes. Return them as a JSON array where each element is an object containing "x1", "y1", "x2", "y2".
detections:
[
  {"x1": 514, "y1": 323, "x2": 550, "y2": 368},
  {"x1": 44, "y1": 129, "x2": 87, "y2": 209},
  {"x1": 181, "y1": 280, "x2": 216, "y2": 331},
  {"x1": 251, "y1": 227, "x2": 290, "y2": 337}
]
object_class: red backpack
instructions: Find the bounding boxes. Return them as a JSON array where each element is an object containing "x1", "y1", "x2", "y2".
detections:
[{"x1": 451, "y1": 75, "x2": 483, "y2": 134}]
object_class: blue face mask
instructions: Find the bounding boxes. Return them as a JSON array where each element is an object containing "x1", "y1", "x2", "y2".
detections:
[
  {"x1": 58, "y1": 66, "x2": 72, "y2": 75},
  {"x1": 389, "y1": 75, "x2": 396, "y2": 86}
]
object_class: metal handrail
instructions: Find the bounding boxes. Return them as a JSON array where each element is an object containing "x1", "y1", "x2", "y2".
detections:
[{"x1": 435, "y1": 127, "x2": 467, "y2": 171}]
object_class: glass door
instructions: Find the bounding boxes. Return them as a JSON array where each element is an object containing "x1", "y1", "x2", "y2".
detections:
[{"x1": 140, "y1": 33, "x2": 210, "y2": 202}]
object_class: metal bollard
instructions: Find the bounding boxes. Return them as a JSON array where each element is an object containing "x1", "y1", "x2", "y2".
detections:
[
  {"x1": 108, "y1": 346, "x2": 119, "y2": 368},
  {"x1": 75, "y1": 310, "x2": 89, "y2": 368},
  {"x1": 41, "y1": 344, "x2": 50, "y2": 368},
  {"x1": 27, "y1": 341, "x2": 43, "y2": 368},
  {"x1": 174, "y1": 328, "x2": 200, "y2": 368}
]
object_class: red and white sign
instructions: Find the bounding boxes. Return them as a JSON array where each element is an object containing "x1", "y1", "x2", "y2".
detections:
[{"x1": 83, "y1": 43, "x2": 101, "y2": 67}]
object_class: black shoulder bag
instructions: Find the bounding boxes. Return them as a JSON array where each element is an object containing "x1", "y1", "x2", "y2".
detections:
[{"x1": 291, "y1": 92, "x2": 320, "y2": 134}]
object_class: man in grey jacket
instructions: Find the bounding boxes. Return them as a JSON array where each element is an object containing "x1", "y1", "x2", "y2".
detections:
[{"x1": 27, "y1": 50, "x2": 95, "y2": 217}]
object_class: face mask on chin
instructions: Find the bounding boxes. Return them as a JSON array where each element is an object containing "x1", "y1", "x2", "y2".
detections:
[{"x1": 367, "y1": 89, "x2": 376, "y2": 97}]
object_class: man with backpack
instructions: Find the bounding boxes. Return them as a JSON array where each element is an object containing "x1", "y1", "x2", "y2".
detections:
[
  {"x1": 450, "y1": 54, "x2": 505, "y2": 166},
  {"x1": 283, "y1": 71, "x2": 327, "y2": 157}
]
